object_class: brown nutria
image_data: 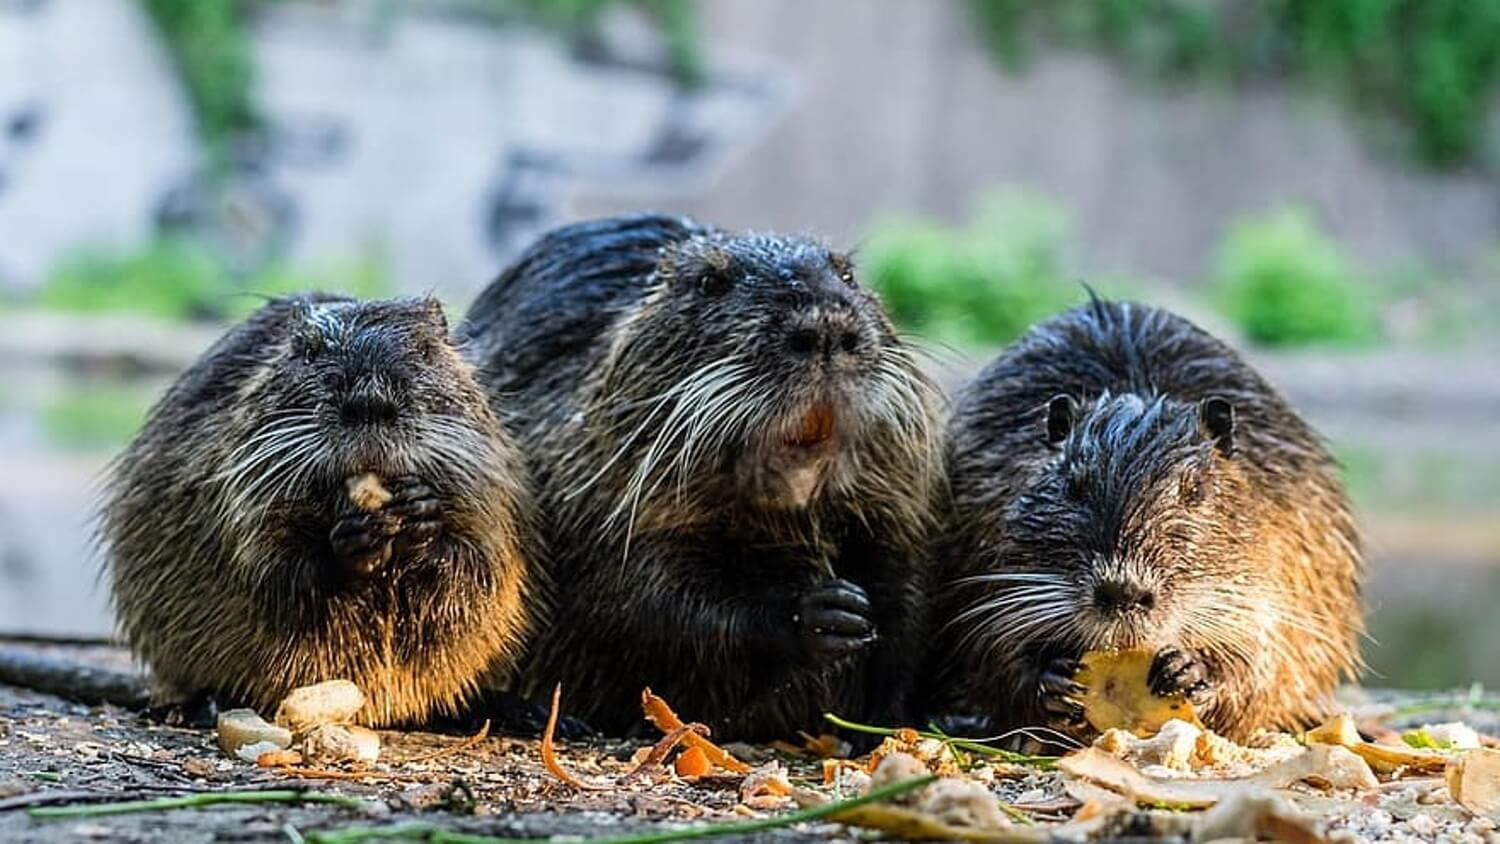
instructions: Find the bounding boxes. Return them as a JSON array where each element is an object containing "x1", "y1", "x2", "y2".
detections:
[
  {"x1": 104, "y1": 294, "x2": 535, "y2": 726},
  {"x1": 936, "y1": 298, "x2": 1364, "y2": 741},
  {"x1": 459, "y1": 214, "x2": 942, "y2": 741}
]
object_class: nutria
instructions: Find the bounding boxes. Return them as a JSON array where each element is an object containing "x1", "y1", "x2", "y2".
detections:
[
  {"x1": 104, "y1": 294, "x2": 534, "y2": 726},
  {"x1": 937, "y1": 298, "x2": 1364, "y2": 741},
  {"x1": 459, "y1": 214, "x2": 942, "y2": 740}
]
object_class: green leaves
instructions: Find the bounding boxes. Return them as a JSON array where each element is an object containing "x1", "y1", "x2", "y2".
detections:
[{"x1": 1210, "y1": 208, "x2": 1380, "y2": 347}]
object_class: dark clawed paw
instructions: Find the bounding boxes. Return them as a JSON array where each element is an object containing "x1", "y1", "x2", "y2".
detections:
[
  {"x1": 1038, "y1": 656, "x2": 1087, "y2": 729},
  {"x1": 795, "y1": 578, "x2": 877, "y2": 666},
  {"x1": 1149, "y1": 647, "x2": 1214, "y2": 706},
  {"x1": 330, "y1": 510, "x2": 396, "y2": 576},
  {"x1": 144, "y1": 695, "x2": 220, "y2": 729},
  {"x1": 387, "y1": 476, "x2": 443, "y2": 550}
]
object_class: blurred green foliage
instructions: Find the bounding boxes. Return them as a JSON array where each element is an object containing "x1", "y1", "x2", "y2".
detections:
[
  {"x1": 139, "y1": 0, "x2": 702, "y2": 162},
  {"x1": 40, "y1": 239, "x2": 392, "y2": 323},
  {"x1": 863, "y1": 191, "x2": 1086, "y2": 347},
  {"x1": 140, "y1": 0, "x2": 258, "y2": 164},
  {"x1": 40, "y1": 386, "x2": 158, "y2": 452},
  {"x1": 484, "y1": 0, "x2": 703, "y2": 84},
  {"x1": 1210, "y1": 208, "x2": 1380, "y2": 347},
  {"x1": 968, "y1": 0, "x2": 1500, "y2": 166},
  {"x1": 867, "y1": 197, "x2": 1385, "y2": 349}
]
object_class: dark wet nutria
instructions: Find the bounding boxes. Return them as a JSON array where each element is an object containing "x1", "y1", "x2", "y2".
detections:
[
  {"x1": 937, "y1": 298, "x2": 1364, "y2": 741},
  {"x1": 105, "y1": 295, "x2": 534, "y2": 726},
  {"x1": 459, "y1": 214, "x2": 942, "y2": 740}
]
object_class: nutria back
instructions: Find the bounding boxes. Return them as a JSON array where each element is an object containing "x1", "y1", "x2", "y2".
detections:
[
  {"x1": 461, "y1": 214, "x2": 942, "y2": 740},
  {"x1": 938, "y1": 298, "x2": 1363, "y2": 740},
  {"x1": 105, "y1": 295, "x2": 535, "y2": 726}
]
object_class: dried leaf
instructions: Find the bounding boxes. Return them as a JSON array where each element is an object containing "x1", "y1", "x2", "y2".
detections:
[{"x1": 1075, "y1": 649, "x2": 1200, "y2": 736}]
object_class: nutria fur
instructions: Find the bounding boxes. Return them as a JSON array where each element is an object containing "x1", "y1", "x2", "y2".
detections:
[
  {"x1": 460, "y1": 214, "x2": 942, "y2": 740},
  {"x1": 105, "y1": 295, "x2": 534, "y2": 726},
  {"x1": 937, "y1": 298, "x2": 1363, "y2": 741}
]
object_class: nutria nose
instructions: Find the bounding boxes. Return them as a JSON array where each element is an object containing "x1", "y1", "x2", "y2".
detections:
[
  {"x1": 1093, "y1": 579, "x2": 1155, "y2": 614},
  {"x1": 341, "y1": 393, "x2": 400, "y2": 426},
  {"x1": 785, "y1": 313, "x2": 863, "y2": 358}
]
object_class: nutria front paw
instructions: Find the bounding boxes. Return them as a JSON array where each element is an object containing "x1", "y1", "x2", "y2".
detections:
[
  {"x1": 793, "y1": 578, "x2": 877, "y2": 667},
  {"x1": 1149, "y1": 647, "x2": 1215, "y2": 706},
  {"x1": 386, "y1": 476, "x2": 443, "y2": 551},
  {"x1": 330, "y1": 509, "x2": 397, "y2": 576},
  {"x1": 1038, "y1": 656, "x2": 1087, "y2": 730}
]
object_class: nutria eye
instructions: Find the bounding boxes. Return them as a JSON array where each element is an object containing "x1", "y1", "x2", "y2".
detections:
[
  {"x1": 292, "y1": 334, "x2": 322, "y2": 364},
  {"x1": 1179, "y1": 468, "x2": 1210, "y2": 507},
  {"x1": 697, "y1": 271, "x2": 733, "y2": 297}
]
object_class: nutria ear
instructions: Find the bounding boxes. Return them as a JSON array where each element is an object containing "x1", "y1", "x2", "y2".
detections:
[
  {"x1": 1200, "y1": 396, "x2": 1235, "y2": 456},
  {"x1": 1044, "y1": 394, "x2": 1076, "y2": 446},
  {"x1": 422, "y1": 298, "x2": 449, "y2": 332}
]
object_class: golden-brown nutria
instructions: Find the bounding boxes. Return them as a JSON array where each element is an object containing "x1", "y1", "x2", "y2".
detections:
[
  {"x1": 937, "y1": 297, "x2": 1363, "y2": 741},
  {"x1": 460, "y1": 214, "x2": 943, "y2": 741},
  {"x1": 105, "y1": 294, "x2": 535, "y2": 726}
]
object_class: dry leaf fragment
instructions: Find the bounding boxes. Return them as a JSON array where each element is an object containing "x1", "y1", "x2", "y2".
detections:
[
  {"x1": 1075, "y1": 649, "x2": 1200, "y2": 736},
  {"x1": 641, "y1": 688, "x2": 752, "y2": 774},
  {"x1": 1446, "y1": 747, "x2": 1500, "y2": 820}
]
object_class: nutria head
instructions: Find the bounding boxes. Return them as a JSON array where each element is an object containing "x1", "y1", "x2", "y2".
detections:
[
  {"x1": 217, "y1": 296, "x2": 504, "y2": 523},
  {"x1": 953, "y1": 390, "x2": 1264, "y2": 666},
  {"x1": 585, "y1": 231, "x2": 940, "y2": 531}
]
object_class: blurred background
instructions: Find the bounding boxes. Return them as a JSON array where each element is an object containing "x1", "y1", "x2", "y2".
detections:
[{"x1": 0, "y1": 0, "x2": 1496, "y2": 689}]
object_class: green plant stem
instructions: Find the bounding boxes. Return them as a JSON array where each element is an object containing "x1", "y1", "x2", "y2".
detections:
[
  {"x1": 824, "y1": 712, "x2": 1058, "y2": 770},
  {"x1": 304, "y1": 775, "x2": 938, "y2": 844},
  {"x1": 1389, "y1": 697, "x2": 1500, "y2": 718},
  {"x1": 29, "y1": 790, "x2": 368, "y2": 819}
]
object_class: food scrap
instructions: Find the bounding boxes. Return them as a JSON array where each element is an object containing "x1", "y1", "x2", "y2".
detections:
[
  {"x1": 1075, "y1": 648, "x2": 1202, "y2": 735},
  {"x1": 345, "y1": 472, "x2": 393, "y2": 512},
  {"x1": 641, "y1": 687, "x2": 753, "y2": 774}
]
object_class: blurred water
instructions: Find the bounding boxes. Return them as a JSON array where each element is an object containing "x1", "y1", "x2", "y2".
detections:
[{"x1": 2, "y1": 356, "x2": 1497, "y2": 689}]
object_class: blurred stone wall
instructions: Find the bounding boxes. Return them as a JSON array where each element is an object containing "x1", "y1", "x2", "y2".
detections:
[{"x1": 579, "y1": 0, "x2": 1500, "y2": 286}]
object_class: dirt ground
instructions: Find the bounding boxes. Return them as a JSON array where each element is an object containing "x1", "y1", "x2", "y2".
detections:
[
  {"x1": 3, "y1": 642, "x2": 1500, "y2": 843},
  {"x1": 0, "y1": 680, "x2": 842, "y2": 844}
]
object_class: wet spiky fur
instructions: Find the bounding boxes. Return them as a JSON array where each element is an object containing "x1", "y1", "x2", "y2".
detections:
[
  {"x1": 937, "y1": 299, "x2": 1364, "y2": 740},
  {"x1": 104, "y1": 295, "x2": 534, "y2": 726},
  {"x1": 460, "y1": 214, "x2": 942, "y2": 740}
]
